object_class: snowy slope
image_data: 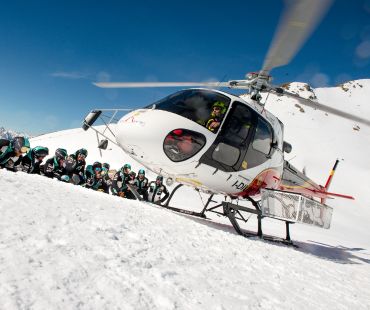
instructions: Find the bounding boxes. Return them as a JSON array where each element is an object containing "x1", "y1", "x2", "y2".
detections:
[
  {"x1": 1, "y1": 170, "x2": 370, "y2": 309},
  {"x1": 1, "y1": 80, "x2": 370, "y2": 309}
]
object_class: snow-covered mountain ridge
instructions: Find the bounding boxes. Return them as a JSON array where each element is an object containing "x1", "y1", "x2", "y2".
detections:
[{"x1": 0, "y1": 126, "x2": 31, "y2": 139}]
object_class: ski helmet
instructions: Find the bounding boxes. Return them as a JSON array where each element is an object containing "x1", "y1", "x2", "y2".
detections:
[
  {"x1": 33, "y1": 146, "x2": 49, "y2": 158},
  {"x1": 138, "y1": 169, "x2": 145, "y2": 175},
  {"x1": 76, "y1": 148, "x2": 88, "y2": 157},
  {"x1": 93, "y1": 161, "x2": 102, "y2": 171},
  {"x1": 122, "y1": 163, "x2": 131, "y2": 171},
  {"x1": 103, "y1": 163, "x2": 110, "y2": 170},
  {"x1": 212, "y1": 101, "x2": 227, "y2": 114},
  {"x1": 12, "y1": 136, "x2": 30, "y2": 153},
  {"x1": 55, "y1": 148, "x2": 68, "y2": 161}
]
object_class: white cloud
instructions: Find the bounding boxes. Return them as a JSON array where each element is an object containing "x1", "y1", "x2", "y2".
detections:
[{"x1": 50, "y1": 71, "x2": 89, "y2": 80}]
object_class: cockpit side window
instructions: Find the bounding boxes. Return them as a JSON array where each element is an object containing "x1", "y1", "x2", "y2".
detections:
[{"x1": 152, "y1": 89, "x2": 231, "y2": 133}]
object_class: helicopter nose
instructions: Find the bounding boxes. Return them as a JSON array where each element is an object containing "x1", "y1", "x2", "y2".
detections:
[{"x1": 115, "y1": 109, "x2": 212, "y2": 170}]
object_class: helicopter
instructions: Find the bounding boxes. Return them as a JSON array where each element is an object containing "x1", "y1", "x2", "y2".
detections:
[{"x1": 82, "y1": 0, "x2": 370, "y2": 244}]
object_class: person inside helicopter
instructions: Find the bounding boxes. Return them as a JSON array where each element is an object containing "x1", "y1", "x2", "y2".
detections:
[
  {"x1": 153, "y1": 89, "x2": 230, "y2": 133},
  {"x1": 205, "y1": 101, "x2": 227, "y2": 132}
]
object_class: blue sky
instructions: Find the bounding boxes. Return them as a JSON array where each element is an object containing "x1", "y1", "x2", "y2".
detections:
[{"x1": 0, "y1": 0, "x2": 369, "y2": 135}]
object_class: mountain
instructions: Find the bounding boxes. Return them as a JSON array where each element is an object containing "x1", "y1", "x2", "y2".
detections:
[
  {"x1": 1, "y1": 79, "x2": 370, "y2": 309},
  {"x1": 0, "y1": 126, "x2": 31, "y2": 140}
]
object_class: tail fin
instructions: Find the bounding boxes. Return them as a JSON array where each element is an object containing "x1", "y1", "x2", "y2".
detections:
[{"x1": 321, "y1": 159, "x2": 346, "y2": 204}]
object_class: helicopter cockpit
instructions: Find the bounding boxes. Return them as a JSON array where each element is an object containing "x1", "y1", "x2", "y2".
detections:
[
  {"x1": 150, "y1": 89, "x2": 231, "y2": 133},
  {"x1": 146, "y1": 89, "x2": 280, "y2": 172}
]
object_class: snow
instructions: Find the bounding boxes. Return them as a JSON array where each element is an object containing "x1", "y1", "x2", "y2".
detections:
[
  {"x1": 1, "y1": 80, "x2": 370, "y2": 309},
  {"x1": 1, "y1": 170, "x2": 370, "y2": 309}
]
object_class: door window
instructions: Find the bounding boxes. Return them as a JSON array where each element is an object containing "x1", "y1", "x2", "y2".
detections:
[{"x1": 244, "y1": 117, "x2": 273, "y2": 168}]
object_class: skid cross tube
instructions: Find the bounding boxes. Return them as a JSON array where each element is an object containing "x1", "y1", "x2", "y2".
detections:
[
  {"x1": 162, "y1": 184, "x2": 206, "y2": 217},
  {"x1": 222, "y1": 200, "x2": 294, "y2": 245},
  {"x1": 163, "y1": 185, "x2": 223, "y2": 219}
]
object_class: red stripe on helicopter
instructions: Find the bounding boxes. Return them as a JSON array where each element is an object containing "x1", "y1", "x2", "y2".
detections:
[
  {"x1": 234, "y1": 168, "x2": 354, "y2": 200},
  {"x1": 236, "y1": 168, "x2": 281, "y2": 197}
]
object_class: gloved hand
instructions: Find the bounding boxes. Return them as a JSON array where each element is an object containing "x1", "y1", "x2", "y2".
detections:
[{"x1": 118, "y1": 191, "x2": 125, "y2": 198}]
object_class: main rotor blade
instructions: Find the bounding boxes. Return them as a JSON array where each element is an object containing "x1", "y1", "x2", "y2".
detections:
[
  {"x1": 261, "y1": 0, "x2": 333, "y2": 74},
  {"x1": 279, "y1": 89, "x2": 370, "y2": 127},
  {"x1": 94, "y1": 82, "x2": 231, "y2": 88}
]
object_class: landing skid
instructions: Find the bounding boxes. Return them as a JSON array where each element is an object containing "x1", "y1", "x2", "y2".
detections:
[{"x1": 161, "y1": 184, "x2": 296, "y2": 247}]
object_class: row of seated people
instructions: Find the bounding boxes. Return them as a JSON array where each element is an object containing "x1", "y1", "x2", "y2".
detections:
[{"x1": 0, "y1": 136, "x2": 169, "y2": 204}]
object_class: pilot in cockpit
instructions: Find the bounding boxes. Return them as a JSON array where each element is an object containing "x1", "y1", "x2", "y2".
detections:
[{"x1": 205, "y1": 101, "x2": 227, "y2": 132}]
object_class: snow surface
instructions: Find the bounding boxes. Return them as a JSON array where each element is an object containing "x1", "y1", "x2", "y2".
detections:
[
  {"x1": 1, "y1": 80, "x2": 370, "y2": 309},
  {"x1": 1, "y1": 170, "x2": 370, "y2": 309}
]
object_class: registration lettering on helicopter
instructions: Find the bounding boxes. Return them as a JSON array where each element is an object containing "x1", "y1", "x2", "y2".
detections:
[{"x1": 232, "y1": 179, "x2": 249, "y2": 191}]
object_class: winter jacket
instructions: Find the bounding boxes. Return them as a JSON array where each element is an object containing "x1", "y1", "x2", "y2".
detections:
[
  {"x1": 148, "y1": 181, "x2": 169, "y2": 204},
  {"x1": 43, "y1": 157, "x2": 67, "y2": 180},
  {"x1": 111, "y1": 171, "x2": 131, "y2": 195},
  {"x1": 21, "y1": 149, "x2": 44, "y2": 174},
  {"x1": 84, "y1": 165, "x2": 109, "y2": 193},
  {"x1": 133, "y1": 177, "x2": 149, "y2": 200},
  {"x1": 64, "y1": 154, "x2": 86, "y2": 184},
  {"x1": 0, "y1": 139, "x2": 22, "y2": 171}
]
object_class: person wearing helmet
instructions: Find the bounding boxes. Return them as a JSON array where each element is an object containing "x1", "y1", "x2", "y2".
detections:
[
  {"x1": 120, "y1": 170, "x2": 137, "y2": 199},
  {"x1": 65, "y1": 148, "x2": 88, "y2": 185},
  {"x1": 43, "y1": 148, "x2": 68, "y2": 180},
  {"x1": 102, "y1": 163, "x2": 110, "y2": 170},
  {"x1": 21, "y1": 146, "x2": 49, "y2": 174},
  {"x1": 0, "y1": 136, "x2": 30, "y2": 171},
  {"x1": 148, "y1": 175, "x2": 169, "y2": 204},
  {"x1": 101, "y1": 162, "x2": 113, "y2": 188},
  {"x1": 206, "y1": 101, "x2": 227, "y2": 132},
  {"x1": 111, "y1": 163, "x2": 132, "y2": 197},
  {"x1": 84, "y1": 161, "x2": 109, "y2": 193},
  {"x1": 133, "y1": 169, "x2": 149, "y2": 201}
]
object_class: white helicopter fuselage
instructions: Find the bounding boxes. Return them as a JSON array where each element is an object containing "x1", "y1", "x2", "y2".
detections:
[{"x1": 115, "y1": 89, "x2": 284, "y2": 197}]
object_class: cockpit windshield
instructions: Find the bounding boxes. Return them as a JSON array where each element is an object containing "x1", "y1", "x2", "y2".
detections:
[{"x1": 149, "y1": 89, "x2": 231, "y2": 133}]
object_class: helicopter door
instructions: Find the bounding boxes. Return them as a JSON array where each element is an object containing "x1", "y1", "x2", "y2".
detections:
[{"x1": 199, "y1": 101, "x2": 255, "y2": 172}]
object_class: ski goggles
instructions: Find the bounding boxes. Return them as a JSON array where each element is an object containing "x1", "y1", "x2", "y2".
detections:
[
  {"x1": 78, "y1": 153, "x2": 86, "y2": 159},
  {"x1": 95, "y1": 167, "x2": 102, "y2": 172}
]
